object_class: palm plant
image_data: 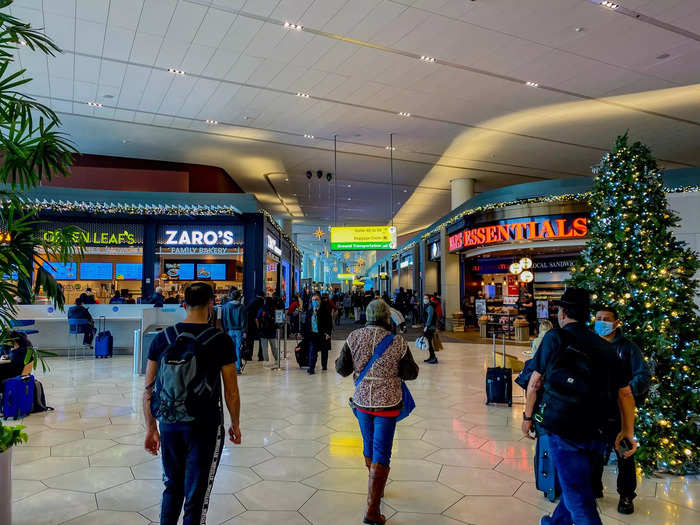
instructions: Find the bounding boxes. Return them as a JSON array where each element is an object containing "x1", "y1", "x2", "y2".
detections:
[{"x1": 1, "y1": 1, "x2": 83, "y2": 409}]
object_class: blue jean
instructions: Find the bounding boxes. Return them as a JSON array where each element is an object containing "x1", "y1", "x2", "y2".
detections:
[
  {"x1": 548, "y1": 434, "x2": 606, "y2": 525},
  {"x1": 354, "y1": 409, "x2": 398, "y2": 466},
  {"x1": 228, "y1": 330, "x2": 243, "y2": 371},
  {"x1": 159, "y1": 423, "x2": 224, "y2": 525}
]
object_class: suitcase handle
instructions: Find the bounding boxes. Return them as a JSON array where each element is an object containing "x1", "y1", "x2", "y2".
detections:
[{"x1": 99, "y1": 316, "x2": 106, "y2": 333}]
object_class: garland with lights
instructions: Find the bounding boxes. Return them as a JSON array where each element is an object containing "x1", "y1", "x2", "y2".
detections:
[{"x1": 568, "y1": 134, "x2": 699, "y2": 474}]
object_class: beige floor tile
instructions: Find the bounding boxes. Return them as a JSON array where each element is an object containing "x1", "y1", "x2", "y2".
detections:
[
  {"x1": 115, "y1": 432, "x2": 147, "y2": 445},
  {"x1": 252, "y1": 456, "x2": 327, "y2": 481},
  {"x1": 21, "y1": 429, "x2": 85, "y2": 447},
  {"x1": 206, "y1": 493, "x2": 246, "y2": 524},
  {"x1": 495, "y1": 457, "x2": 537, "y2": 482},
  {"x1": 212, "y1": 466, "x2": 262, "y2": 493},
  {"x1": 391, "y1": 439, "x2": 439, "y2": 459},
  {"x1": 386, "y1": 459, "x2": 442, "y2": 481},
  {"x1": 315, "y1": 445, "x2": 366, "y2": 468},
  {"x1": 469, "y1": 424, "x2": 528, "y2": 441},
  {"x1": 84, "y1": 424, "x2": 145, "y2": 440},
  {"x1": 513, "y1": 481, "x2": 557, "y2": 512},
  {"x1": 222, "y1": 510, "x2": 311, "y2": 524},
  {"x1": 421, "y1": 430, "x2": 487, "y2": 449},
  {"x1": 383, "y1": 481, "x2": 462, "y2": 513},
  {"x1": 236, "y1": 480, "x2": 316, "y2": 510},
  {"x1": 439, "y1": 466, "x2": 523, "y2": 496},
  {"x1": 89, "y1": 444, "x2": 155, "y2": 467},
  {"x1": 44, "y1": 466, "x2": 133, "y2": 492},
  {"x1": 277, "y1": 424, "x2": 332, "y2": 440},
  {"x1": 11, "y1": 479, "x2": 47, "y2": 501},
  {"x1": 96, "y1": 479, "x2": 164, "y2": 511},
  {"x1": 61, "y1": 510, "x2": 151, "y2": 525},
  {"x1": 131, "y1": 458, "x2": 163, "y2": 479},
  {"x1": 265, "y1": 439, "x2": 327, "y2": 457},
  {"x1": 13, "y1": 456, "x2": 89, "y2": 480},
  {"x1": 386, "y1": 512, "x2": 465, "y2": 524},
  {"x1": 244, "y1": 418, "x2": 292, "y2": 432},
  {"x1": 303, "y1": 467, "x2": 369, "y2": 493},
  {"x1": 46, "y1": 417, "x2": 113, "y2": 430},
  {"x1": 444, "y1": 495, "x2": 543, "y2": 524},
  {"x1": 11, "y1": 445, "x2": 51, "y2": 465},
  {"x1": 598, "y1": 495, "x2": 700, "y2": 524},
  {"x1": 11, "y1": 488, "x2": 97, "y2": 525},
  {"x1": 300, "y1": 489, "x2": 395, "y2": 525},
  {"x1": 225, "y1": 430, "x2": 282, "y2": 448},
  {"x1": 219, "y1": 447, "x2": 274, "y2": 467},
  {"x1": 51, "y1": 438, "x2": 117, "y2": 457},
  {"x1": 656, "y1": 478, "x2": 700, "y2": 510},
  {"x1": 393, "y1": 426, "x2": 425, "y2": 440},
  {"x1": 479, "y1": 439, "x2": 536, "y2": 459},
  {"x1": 424, "y1": 448, "x2": 503, "y2": 468}
]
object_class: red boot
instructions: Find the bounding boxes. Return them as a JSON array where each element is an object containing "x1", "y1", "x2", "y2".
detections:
[{"x1": 364, "y1": 463, "x2": 390, "y2": 525}]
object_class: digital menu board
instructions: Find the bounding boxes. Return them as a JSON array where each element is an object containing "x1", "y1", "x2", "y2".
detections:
[
  {"x1": 2, "y1": 272, "x2": 18, "y2": 280},
  {"x1": 42, "y1": 262, "x2": 77, "y2": 280},
  {"x1": 115, "y1": 263, "x2": 142, "y2": 280},
  {"x1": 165, "y1": 263, "x2": 194, "y2": 280},
  {"x1": 196, "y1": 264, "x2": 225, "y2": 281},
  {"x1": 80, "y1": 262, "x2": 113, "y2": 280}
]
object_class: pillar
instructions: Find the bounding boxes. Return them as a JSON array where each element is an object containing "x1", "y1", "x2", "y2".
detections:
[
  {"x1": 141, "y1": 219, "x2": 156, "y2": 301},
  {"x1": 451, "y1": 178, "x2": 475, "y2": 210},
  {"x1": 243, "y1": 214, "x2": 265, "y2": 305},
  {"x1": 440, "y1": 226, "x2": 460, "y2": 329}
]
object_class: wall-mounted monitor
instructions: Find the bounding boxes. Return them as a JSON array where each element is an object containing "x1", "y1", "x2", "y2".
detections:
[
  {"x1": 42, "y1": 262, "x2": 77, "y2": 280},
  {"x1": 196, "y1": 263, "x2": 226, "y2": 281},
  {"x1": 80, "y1": 262, "x2": 113, "y2": 280},
  {"x1": 165, "y1": 263, "x2": 194, "y2": 280},
  {"x1": 115, "y1": 263, "x2": 142, "y2": 280}
]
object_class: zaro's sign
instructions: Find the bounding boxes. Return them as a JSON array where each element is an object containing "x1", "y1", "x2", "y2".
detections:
[
  {"x1": 159, "y1": 226, "x2": 243, "y2": 247},
  {"x1": 448, "y1": 215, "x2": 588, "y2": 252}
]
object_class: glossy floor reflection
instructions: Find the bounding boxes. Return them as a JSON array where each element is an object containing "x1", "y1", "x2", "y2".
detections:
[{"x1": 7, "y1": 341, "x2": 699, "y2": 524}]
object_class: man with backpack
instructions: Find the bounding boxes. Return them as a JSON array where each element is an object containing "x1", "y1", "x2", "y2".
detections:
[
  {"x1": 521, "y1": 288, "x2": 637, "y2": 525},
  {"x1": 593, "y1": 307, "x2": 650, "y2": 515},
  {"x1": 143, "y1": 282, "x2": 242, "y2": 525},
  {"x1": 221, "y1": 289, "x2": 246, "y2": 374}
]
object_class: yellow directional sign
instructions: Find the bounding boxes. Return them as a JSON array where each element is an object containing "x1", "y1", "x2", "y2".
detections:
[{"x1": 330, "y1": 226, "x2": 397, "y2": 250}]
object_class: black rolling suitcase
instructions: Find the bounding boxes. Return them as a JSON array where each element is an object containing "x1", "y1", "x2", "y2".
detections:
[
  {"x1": 295, "y1": 338, "x2": 309, "y2": 368},
  {"x1": 485, "y1": 331, "x2": 512, "y2": 406}
]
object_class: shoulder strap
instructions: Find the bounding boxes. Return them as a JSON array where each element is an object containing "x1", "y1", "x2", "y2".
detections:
[
  {"x1": 196, "y1": 326, "x2": 221, "y2": 347},
  {"x1": 164, "y1": 325, "x2": 178, "y2": 345},
  {"x1": 355, "y1": 334, "x2": 394, "y2": 387}
]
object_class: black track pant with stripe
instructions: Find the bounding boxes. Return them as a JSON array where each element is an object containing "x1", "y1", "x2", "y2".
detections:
[{"x1": 160, "y1": 423, "x2": 224, "y2": 525}]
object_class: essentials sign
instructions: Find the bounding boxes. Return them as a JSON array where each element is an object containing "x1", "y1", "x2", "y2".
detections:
[{"x1": 448, "y1": 216, "x2": 588, "y2": 252}]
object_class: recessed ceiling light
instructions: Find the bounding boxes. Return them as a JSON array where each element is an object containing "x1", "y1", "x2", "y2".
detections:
[
  {"x1": 167, "y1": 67, "x2": 185, "y2": 75},
  {"x1": 419, "y1": 55, "x2": 436, "y2": 63},
  {"x1": 575, "y1": 27, "x2": 584, "y2": 32},
  {"x1": 525, "y1": 81, "x2": 539, "y2": 87},
  {"x1": 103, "y1": 94, "x2": 114, "y2": 99},
  {"x1": 205, "y1": 119, "x2": 218, "y2": 124},
  {"x1": 403, "y1": 189, "x2": 408, "y2": 193},
  {"x1": 347, "y1": 184, "x2": 351, "y2": 188},
  {"x1": 87, "y1": 101, "x2": 103, "y2": 107},
  {"x1": 292, "y1": 193, "x2": 297, "y2": 196},
  {"x1": 18, "y1": 40, "x2": 27, "y2": 46},
  {"x1": 296, "y1": 92, "x2": 310, "y2": 98},
  {"x1": 284, "y1": 178, "x2": 289, "y2": 182},
  {"x1": 304, "y1": 133, "x2": 314, "y2": 139},
  {"x1": 283, "y1": 21, "x2": 303, "y2": 31},
  {"x1": 601, "y1": 1, "x2": 619, "y2": 9},
  {"x1": 121, "y1": 139, "x2": 129, "y2": 144},
  {"x1": 347, "y1": 197, "x2": 352, "y2": 201},
  {"x1": 385, "y1": 146, "x2": 396, "y2": 151},
  {"x1": 656, "y1": 53, "x2": 670, "y2": 59},
  {"x1": 398, "y1": 111, "x2": 411, "y2": 117}
]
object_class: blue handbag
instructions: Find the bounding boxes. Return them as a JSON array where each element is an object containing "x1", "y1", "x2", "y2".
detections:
[{"x1": 353, "y1": 334, "x2": 415, "y2": 421}]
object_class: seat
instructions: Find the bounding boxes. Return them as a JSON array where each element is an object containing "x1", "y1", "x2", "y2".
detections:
[{"x1": 68, "y1": 318, "x2": 91, "y2": 360}]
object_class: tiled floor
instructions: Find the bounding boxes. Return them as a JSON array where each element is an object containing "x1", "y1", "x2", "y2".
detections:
[{"x1": 7, "y1": 340, "x2": 699, "y2": 524}]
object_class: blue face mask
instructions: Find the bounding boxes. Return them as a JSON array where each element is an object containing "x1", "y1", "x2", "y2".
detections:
[
  {"x1": 312, "y1": 300, "x2": 320, "y2": 308},
  {"x1": 594, "y1": 320, "x2": 615, "y2": 337}
]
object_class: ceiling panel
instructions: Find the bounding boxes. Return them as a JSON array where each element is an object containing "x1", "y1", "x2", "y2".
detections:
[
  {"x1": 137, "y1": 0, "x2": 178, "y2": 37},
  {"x1": 102, "y1": 27, "x2": 136, "y2": 61},
  {"x1": 108, "y1": 0, "x2": 144, "y2": 31}
]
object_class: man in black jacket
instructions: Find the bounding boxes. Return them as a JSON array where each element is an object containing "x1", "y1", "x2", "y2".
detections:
[
  {"x1": 303, "y1": 292, "x2": 332, "y2": 374},
  {"x1": 246, "y1": 293, "x2": 264, "y2": 361},
  {"x1": 68, "y1": 297, "x2": 95, "y2": 345},
  {"x1": 593, "y1": 307, "x2": 651, "y2": 514}
]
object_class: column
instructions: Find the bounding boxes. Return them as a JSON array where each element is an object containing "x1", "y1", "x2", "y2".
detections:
[
  {"x1": 440, "y1": 226, "x2": 460, "y2": 329},
  {"x1": 141, "y1": 219, "x2": 156, "y2": 301},
  {"x1": 451, "y1": 178, "x2": 475, "y2": 210},
  {"x1": 243, "y1": 214, "x2": 265, "y2": 305}
]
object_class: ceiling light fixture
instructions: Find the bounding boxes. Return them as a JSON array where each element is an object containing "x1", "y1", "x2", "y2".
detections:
[
  {"x1": 419, "y1": 55, "x2": 436, "y2": 63},
  {"x1": 656, "y1": 53, "x2": 670, "y2": 59},
  {"x1": 525, "y1": 81, "x2": 539, "y2": 87},
  {"x1": 347, "y1": 184, "x2": 351, "y2": 188},
  {"x1": 403, "y1": 189, "x2": 408, "y2": 193},
  {"x1": 385, "y1": 146, "x2": 396, "y2": 151},
  {"x1": 398, "y1": 111, "x2": 411, "y2": 117},
  {"x1": 283, "y1": 21, "x2": 303, "y2": 31},
  {"x1": 205, "y1": 119, "x2": 218, "y2": 124},
  {"x1": 103, "y1": 94, "x2": 114, "y2": 99},
  {"x1": 347, "y1": 197, "x2": 351, "y2": 201},
  {"x1": 601, "y1": 1, "x2": 620, "y2": 9},
  {"x1": 304, "y1": 133, "x2": 314, "y2": 139},
  {"x1": 242, "y1": 116, "x2": 250, "y2": 120},
  {"x1": 87, "y1": 101, "x2": 103, "y2": 107},
  {"x1": 296, "y1": 92, "x2": 310, "y2": 98},
  {"x1": 167, "y1": 67, "x2": 185, "y2": 75},
  {"x1": 18, "y1": 40, "x2": 27, "y2": 46},
  {"x1": 284, "y1": 178, "x2": 289, "y2": 182}
]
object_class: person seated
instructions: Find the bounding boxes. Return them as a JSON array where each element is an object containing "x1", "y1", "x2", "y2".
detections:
[
  {"x1": 109, "y1": 291, "x2": 125, "y2": 304},
  {"x1": 163, "y1": 292, "x2": 179, "y2": 304},
  {"x1": 67, "y1": 297, "x2": 95, "y2": 346},
  {"x1": 0, "y1": 331, "x2": 32, "y2": 382}
]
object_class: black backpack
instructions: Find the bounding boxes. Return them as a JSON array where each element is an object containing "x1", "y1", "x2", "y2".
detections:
[
  {"x1": 260, "y1": 308, "x2": 276, "y2": 334},
  {"x1": 150, "y1": 326, "x2": 220, "y2": 424},
  {"x1": 536, "y1": 330, "x2": 608, "y2": 439}
]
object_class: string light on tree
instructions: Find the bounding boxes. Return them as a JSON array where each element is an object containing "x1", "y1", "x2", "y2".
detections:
[{"x1": 568, "y1": 133, "x2": 699, "y2": 475}]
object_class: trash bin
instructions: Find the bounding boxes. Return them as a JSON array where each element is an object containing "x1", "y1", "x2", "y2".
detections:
[{"x1": 139, "y1": 325, "x2": 167, "y2": 374}]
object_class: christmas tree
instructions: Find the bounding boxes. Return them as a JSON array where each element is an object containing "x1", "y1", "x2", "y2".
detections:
[{"x1": 568, "y1": 134, "x2": 699, "y2": 474}]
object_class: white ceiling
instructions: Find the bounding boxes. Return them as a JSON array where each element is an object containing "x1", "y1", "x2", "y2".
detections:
[{"x1": 8, "y1": 0, "x2": 700, "y2": 254}]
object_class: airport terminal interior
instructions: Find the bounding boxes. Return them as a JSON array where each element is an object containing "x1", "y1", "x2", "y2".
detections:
[{"x1": 1, "y1": 1, "x2": 699, "y2": 525}]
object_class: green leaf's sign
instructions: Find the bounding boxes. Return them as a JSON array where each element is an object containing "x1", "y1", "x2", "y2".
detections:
[{"x1": 39, "y1": 222, "x2": 143, "y2": 246}]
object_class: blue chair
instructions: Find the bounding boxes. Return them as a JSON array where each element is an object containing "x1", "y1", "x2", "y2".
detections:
[
  {"x1": 11, "y1": 320, "x2": 38, "y2": 335},
  {"x1": 68, "y1": 318, "x2": 91, "y2": 360}
]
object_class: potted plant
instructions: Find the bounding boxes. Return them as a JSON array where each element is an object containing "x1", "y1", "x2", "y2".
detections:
[{"x1": 0, "y1": 2, "x2": 85, "y2": 521}]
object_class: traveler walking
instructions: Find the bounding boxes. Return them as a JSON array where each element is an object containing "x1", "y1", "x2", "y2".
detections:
[
  {"x1": 143, "y1": 282, "x2": 242, "y2": 525},
  {"x1": 302, "y1": 292, "x2": 332, "y2": 374},
  {"x1": 335, "y1": 299, "x2": 419, "y2": 525},
  {"x1": 246, "y1": 292, "x2": 264, "y2": 361},
  {"x1": 592, "y1": 307, "x2": 650, "y2": 514},
  {"x1": 257, "y1": 296, "x2": 280, "y2": 370},
  {"x1": 221, "y1": 290, "x2": 246, "y2": 373},
  {"x1": 521, "y1": 288, "x2": 637, "y2": 525},
  {"x1": 422, "y1": 294, "x2": 438, "y2": 364}
]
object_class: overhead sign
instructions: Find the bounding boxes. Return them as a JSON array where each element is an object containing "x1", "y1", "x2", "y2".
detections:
[
  {"x1": 449, "y1": 215, "x2": 588, "y2": 252},
  {"x1": 330, "y1": 226, "x2": 397, "y2": 250},
  {"x1": 40, "y1": 222, "x2": 142, "y2": 246},
  {"x1": 338, "y1": 273, "x2": 355, "y2": 280},
  {"x1": 266, "y1": 235, "x2": 282, "y2": 256},
  {"x1": 159, "y1": 225, "x2": 243, "y2": 246}
]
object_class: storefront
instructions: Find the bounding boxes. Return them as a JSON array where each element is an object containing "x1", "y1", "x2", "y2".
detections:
[{"x1": 447, "y1": 205, "x2": 589, "y2": 336}]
